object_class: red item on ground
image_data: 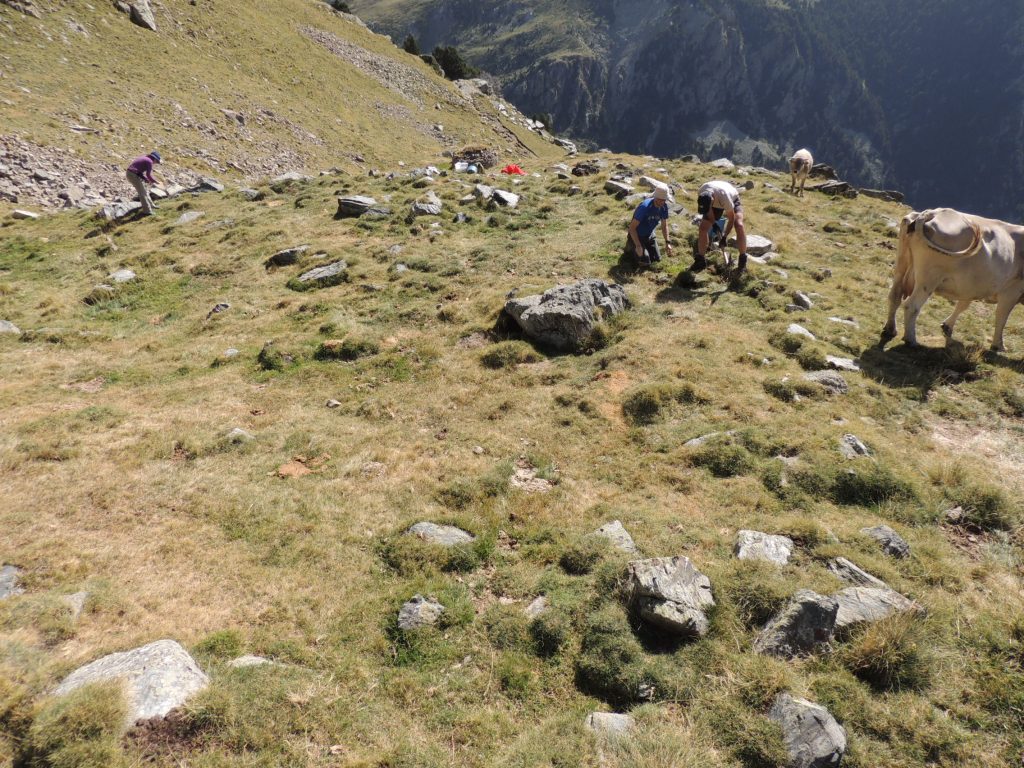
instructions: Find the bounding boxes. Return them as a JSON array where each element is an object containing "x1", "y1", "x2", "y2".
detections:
[{"x1": 501, "y1": 164, "x2": 526, "y2": 175}]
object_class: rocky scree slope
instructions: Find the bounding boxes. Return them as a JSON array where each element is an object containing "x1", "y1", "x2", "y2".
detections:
[{"x1": 0, "y1": 0, "x2": 561, "y2": 211}]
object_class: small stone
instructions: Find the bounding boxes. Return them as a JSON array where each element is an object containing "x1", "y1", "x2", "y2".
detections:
[
  {"x1": 683, "y1": 430, "x2": 736, "y2": 448},
  {"x1": 838, "y1": 434, "x2": 870, "y2": 459},
  {"x1": 828, "y1": 316, "x2": 859, "y2": 328},
  {"x1": 227, "y1": 655, "x2": 274, "y2": 668},
  {"x1": 472, "y1": 445, "x2": 485, "y2": 455},
  {"x1": 265, "y1": 244, "x2": 309, "y2": 269},
  {"x1": 734, "y1": 530, "x2": 794, "y2": 565},
  {"x1": 407, "y1": 522, "x2": 475, "y2": 546},
  {"x1": 226, "y1": 428, "x2": 253, "y2": 444},
  {"x1": 223, "y1": 348, "x2": 240, "y2": 358},
  {"x1": 397, "y1": 594, "x2": 445, "y2": 630},
  {"x1": 109, "y1": 268, "x2": 136, "y2": 283},
  {"x1": 861, "y1": 525, "x2": 910, "y2": 558},
  {"x1": 833, "y1": 587, "x2": 921, "y2": 632},
  {"x1": 803, "y1": 371, "x2": 848, "y2": 395},
  {"x1": 585, "y1": 712, "x2": 635, "y2": 738},
  {"x1": 491, "y1": 189, "x2": 519, "y2": 208},
  {"x1": 523, "y1": 596, "x2": 548, "y2": 618},
  {"x1": 0, "y1": 565, "x2": 24, "y2": 599},
  {"x1": 326, "y1": 399, "x2": 342, "y2": 408},
  {"x1": 709, "y1": 158, "x2": 735, "y2": 169},
  {"x1": 944, "y1": 506, "x2": 964, "y2": 525},
  {"x1": 625, "y1": 556, "x2": 715, "y2": 638},
  {"x1": 84, "y1": 284, "x2": 116, "y2": 305},
  {"x1": 744, "y1": 234, "x2": 773, "y2": 256},
  {"x1": 292, "y1": 260, "x2": 348, "y2": 288},
  {"x1": 792, "y1": 291, "x2": 813, "y2": 309},
  {"x1": 64, "y1": 591, "x2": 89, "y2": 620},
  {"x1": 787, "y1": 323, "x2": 815, "y2": 340},
  {"x1": 11, "y1": 209, "x2": 39, "y2": 220},
  {"x1": 240, "y1": 188, "x2": 264, "y2": 201},
  {"x1": 175, "y1": 210, "x2": 204, "y2": 226},
  {"x1": 0, "y1": 320, "x2": 21, "y2": 336},
  {"x1": 593, "y1": 520, "x2": 638, "y2": 553},
  {"x1": 603, "y1": 179, "x2": 633, "y2": 196}
]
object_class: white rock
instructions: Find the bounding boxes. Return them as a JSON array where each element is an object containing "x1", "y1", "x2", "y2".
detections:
[
  {"x1": 12, "y1": 209, "x2": 39, "y2": 220},
  {"x1": 593, "y1": 520, "x2": 637, "y2": 553},
  {"x1": 585, "y1": 712, "x2": 635, "y2": 737},
  {"x1": 0, "y1": 320, "x2": 21, "y2": 335},
  {"x1": 734, "y1": 530, "x2": 794, "y2": 565},
  {"x1": 109, "y1": 268, "x2": 136, "y2": 284},
  {"x1": 787, "y1": 324, "x2": 816, "y2": 340},
  {"x1": 53, "y1": 639, "x2": 209, "y2": 727}
]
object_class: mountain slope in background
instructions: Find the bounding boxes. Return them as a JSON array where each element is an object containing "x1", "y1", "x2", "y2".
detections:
[
  {"x1": 0, "y1": 0, "x2": 560, "y2": 209},
  {"x1": 355, "y1": 0, "x2": 1024, "y2": 221}
]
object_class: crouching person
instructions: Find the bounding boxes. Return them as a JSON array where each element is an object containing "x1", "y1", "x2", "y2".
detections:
[
  {"x1": 693, "y1": 179, "x2": 747, "y2": 275},
  {"x1": 126, "y1": 150, "x2": 163, "y2": 216},
  {"x1": 626, "y1": 185, "x2": 673, "y2": 267}
]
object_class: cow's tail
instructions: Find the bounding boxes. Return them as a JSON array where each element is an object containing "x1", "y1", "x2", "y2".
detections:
[{"x1": 893, "y1": 215, "x2": 916, "y2": 300}]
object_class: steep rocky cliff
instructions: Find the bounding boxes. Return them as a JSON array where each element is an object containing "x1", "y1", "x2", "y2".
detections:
[{"x1": 355, "y1": 0, "x2": 1024, "y2": 220}]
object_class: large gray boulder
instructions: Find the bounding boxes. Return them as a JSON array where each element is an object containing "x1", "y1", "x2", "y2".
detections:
[
  {"x1": 503, "y1": 279, "x2": 628, "y2": 352},
  {"x1": 754, "y1": 590, "x2": 837, "y2": 658},
  {"x1": 625, "y1": 556, "x2": 715, "y2": 638},
  {"x1": 734, "y1": 530, "x2": 794, "y2": 565},
  {"x1": 0, "y1": 565, "x2": 23, "y2": 599},
  {"x1": 833, "y1": 587, "x2": 920, "y2": 632},
  {"x1": 491, "y1": 189, "x2": 520, "y2": 208},
  {"x1": 406, "y1": 522, "x2": 475, "y2": 546},
  {"x1": 336, "y1": 196, "x2": 377, "y2": 217},
  {"x1": 53, "y1": 640, "x2": 208, "y2": 727},
  {"x1": 593, "y1": 520, "x2": 637, "y2": 553},
  {"x1": 768, "y1": 693, "x2": 846, "y2": 768},
  {"x1": 128, "y1": 0, "x2": 156, "y2": 31},
  {"x1": 397, "y1": 595, "x2": 445, "y2": 630},
  {"x1": 825, "y1": 557, "x2": 887, "y2": 589},
  {"x1": 861, "y1": 525, "x2": 910, "y2": 558}
]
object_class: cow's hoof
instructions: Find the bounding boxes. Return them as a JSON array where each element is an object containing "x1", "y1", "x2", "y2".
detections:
[
  {"x1": 880, "y1": 327, "x2": 897, "y2": 341},
  {"x1": 941, "y1": 323, "x2": 953, "y2": 338},
  {"x1": 990, "y1": 344, "x2": 1006, "y2": 353}
]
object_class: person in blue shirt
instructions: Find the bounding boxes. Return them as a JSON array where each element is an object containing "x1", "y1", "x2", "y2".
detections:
[{"x1": 626, "y1": 185, "x2": 673, "y2": 266}]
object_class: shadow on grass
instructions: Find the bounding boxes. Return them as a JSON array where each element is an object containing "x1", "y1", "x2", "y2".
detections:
[
  {"x1": 608, "y1": 249, "x2": 657, "y2": 285},
  {"x1": 860, "y1": 338, "x2": 1002, "y2": 395}
]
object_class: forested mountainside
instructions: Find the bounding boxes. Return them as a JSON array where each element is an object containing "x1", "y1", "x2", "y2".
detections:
[{"x1": 355, "y1": 0, "x2": 1024, "y2": 221}]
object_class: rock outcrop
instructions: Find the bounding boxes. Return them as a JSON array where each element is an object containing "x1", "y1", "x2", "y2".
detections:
[
  {"x1": 768, "y1": 693, "x2": 847, "y2": 768},
  {"x1": 624, "y1": 556, "x2": 714, "y2": 638},
  {"x1": 754, "y1": 590, "x2": 837, "y2": 658},
  {"x1": 503, "y1": 279, "x2": 628, "y2": 352}
]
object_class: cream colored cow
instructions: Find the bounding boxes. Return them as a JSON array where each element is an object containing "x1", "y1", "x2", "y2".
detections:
[
  {"x1": 882, "y1": 208, "x2": 1024, "y2": 350},
  {"x1": 789, "y1": 148, "x2": 813, "y2": 196}
]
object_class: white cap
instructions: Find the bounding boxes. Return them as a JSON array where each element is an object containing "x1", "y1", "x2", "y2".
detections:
[{"x1": 652, "y1": 185, "x2": 669, "y2": 200}]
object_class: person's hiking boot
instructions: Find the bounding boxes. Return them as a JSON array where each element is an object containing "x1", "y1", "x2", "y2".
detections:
[
  {"x1": 636, "y1": 255, "x2": 651, "y2": 268},
  {"x1": 690, "y1": 255, "x2": 707, "y2": 272},
  {"x1": 736, "y1": 252, "x2": 748, "y2": 272}
]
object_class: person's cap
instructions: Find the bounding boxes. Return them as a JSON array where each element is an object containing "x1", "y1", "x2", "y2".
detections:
[
  {"x1": 148, "y1": 151, "x2": 162, "y2": 163},
  {"x1": 652, "y1": 185, "x2": 669, "y2": 200}
]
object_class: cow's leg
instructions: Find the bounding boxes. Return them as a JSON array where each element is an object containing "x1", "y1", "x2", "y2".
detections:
[
  {"x1": 789, "y1": 173, "x2": 796, "y2": 194},
  {"x1": 901, "y1": 284, "x2": 934, "y2": 346},
  {"x1": 940, "y1": 300, "x2": 971, "y2": 341},
  {"x1": 882, "y1": 276, "x2": 905, "y2": 340},
  {"x1": 990, "y1": 292, "x2": 1019, "y2": 352}
]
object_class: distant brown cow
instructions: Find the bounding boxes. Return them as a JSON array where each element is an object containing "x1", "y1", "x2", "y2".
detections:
[
  {"x1": 882, "y1": 208, "x2": 1024, "y2": 350},
  {"x1": 789, "y1": 149, "x2": 813, "y2": 196}
]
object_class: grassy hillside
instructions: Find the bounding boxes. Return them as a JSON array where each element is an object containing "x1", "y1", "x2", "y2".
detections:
[
  {"x1": 1, "y1": 149, "x2": 1023, "y2": 767},
  {"x1": 0, "y1": 0, "x2": 557, "y2": 200}
]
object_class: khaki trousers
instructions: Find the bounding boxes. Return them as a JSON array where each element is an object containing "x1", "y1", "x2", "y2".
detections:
[{"x1": 126, "y1": 170, "x2": 153, "y2": 214}]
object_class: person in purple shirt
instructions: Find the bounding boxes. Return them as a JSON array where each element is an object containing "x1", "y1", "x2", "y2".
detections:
[{"x1": 125, "y1": 150, "x2": 163, "y2": 215}]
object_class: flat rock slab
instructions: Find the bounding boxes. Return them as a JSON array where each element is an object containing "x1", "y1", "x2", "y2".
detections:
[
  {"x1": 792, "y1": 291, "x2": 813, "y2": 309},
  {"x1": 826, "y1": 356, "x2": 860, "y2": 372},
  {"x1": 754, "y1": 590, "x2": 837, "y2": 658},
  {"x1": 593, "y1": 520, "x2": 637, "y2": 553},
  {"x1": 826, "y1": 557, "x2": 887, "y2": 589},
  {"x1": 734, "y1": 530, "x2": 794, "y2": 565},
  {"x1": 0, "y1": 320, "x2": 21, "y2": 335},
  {"x1": 397, "y1": 595, "x2": 445, "y2": 630},
  {"x1": 523, "y1": 596, "x2": 548, "y2": 618},
  {"x1": 710, "y1": 158, "x2": 735, "y2": 169},
  {"x1": 803, "y1": 371, "x2": 848, "y2": 395},
  {"x1": 406, "y1": 522, "x2": 475, "y2": 546},
  {"x1": 625, "y1": 556, "x2": 714, "y2": 638},
  {"x1": 12, "y1": 209, "x2": 39, "y2": 220},
  {"x1": 0, "y1": 565, "x2": 23, "y2": 599},
  {"x1": 53, "y1": 639, "x2": 209, "y2": 727},
  {"x1": 270, "y1": 172, "x2": 311, "y2": 191},
  {"x1": 293, "y1": 260, "x2": 347, "y2": 288},
  {"x1": 683, "y1": 430, "x2": 736, "y2": 448},
  {"x1": 503, "y1": 279, "x2": 629, "y2": 352},
  {"x1": 833, "y1": 587, "x2": 920, "y2": 631},
  {"x1": 109, "y1": 269, "x2": 136, "y2": 284},
  {"x1": 585, "y1": 712, "x2": 635, "y2": 737},
  {"x1": 265, "y1": 244, "x2": 310, "y2": 269},
  {"x1": 604, "y1": 179, "x2": 634, "y2": 195},
  {"x1": 189, "y1": 178, "x2": 224, "y2": 194},
  {"x1": 128, "y1": 0, "x2": 156, "y2": 31},
  {"x1": 744, "y1": 234, "x2": 774, "y2": 256},
  {"x1": 768, "y1": 693, "x2": 846, "y2": 768},
  {"x1": 861, "y1": 525, "x2": 910, "y2": 558},
  {"x1": 336, "y1": 196, "x2": 377, "y2": 217},
  {"x1": 98, "y1": 201, "x2": 141, "y2": 221},
  {"x1": 227, "y1": 655, "x2": 277, "y2": 669},
  {"x1": 492, "y1": 189, "x2": 519, "y2": 208},
  {"x1": 174, "y1": 211, "x2": 204, "y2": 226}
]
